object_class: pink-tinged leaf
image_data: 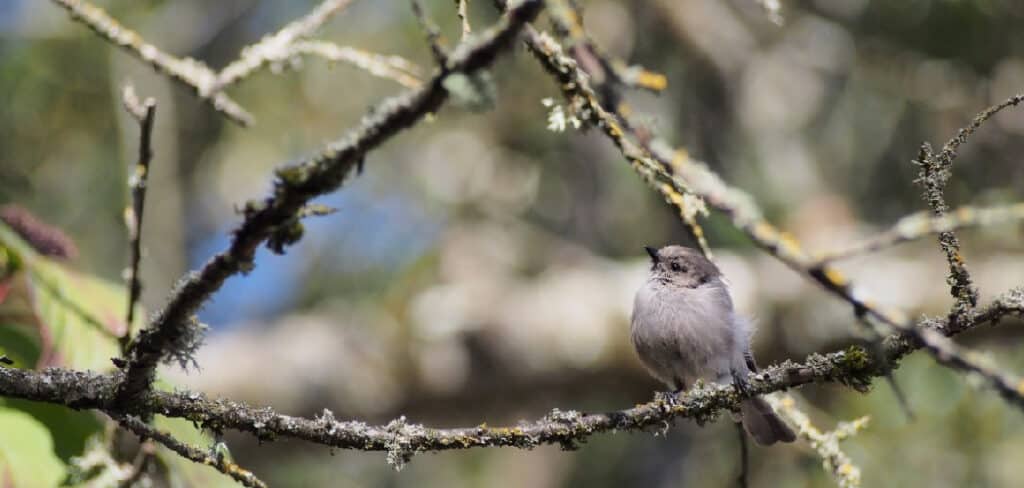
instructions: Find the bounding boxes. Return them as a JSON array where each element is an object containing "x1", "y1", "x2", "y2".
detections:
[
  {"x1": 2, "y1": 465, "x2": 13, "y2": 488},
  {"x1": 2, "y1": 220, "x2": 143, "y2": 371},
  {"x1": 22, "y1": 259, "x2": 142, "y2": 371},
  {"x1": 0, "y1": 279, "x2": 12, "y2": 306}
]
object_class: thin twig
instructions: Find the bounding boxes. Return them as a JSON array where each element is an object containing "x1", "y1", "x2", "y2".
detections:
[
  {"x1": 883, "y1": 374, "x2": 915, "y2": 422},
  {"x1": 915, "y1": 93, "x2": 1024, "y2": 329},
  {"x1": 735, "y1": 422, "x2": 749, "y2": 488},
  {"x1": 553, "y1": 0, "x2": 668, "y2": 94},
  {"x1": 50, "y1": 0, "x2": 254, "y2": 126},
  {"x1": 814, "y1": 203, "x2": 1024, "y2": 264},
  {"x1": 411, "y1": 0, "x2": 450, "y2": 66},
  {"x1": 916, "y1": 143, "x2": 979, "y2": 325},
  {"x1": 291, "y1": 40, "x2": 423, "y2": 88},
  {"x1": 214, "y1": 0, "x2": 357, "y2": 91},
  {"x1": 766, "y1": 395, "x2": 867, "y2": 488},
  {"x1": 120, "y1": 85, "x2": 156, "y2": 354},
  {"x1": 118, "y1": 440, "x2": 155, "y2": 488},
  {"x1": 544, "y1": 1, "x2": 704, "y2": 256},
  {"x1": 115, "y1": 415, "x2": 267, "y2": 488},
  {"x1": 112, "y1": 0, "x2": 544, "y2": 411},
  {"x1": 456, "y1": 0, "x2": 472, "y2": 40},
  {"x1": 934, "y1": 93, "x2": 1024, "y2": 167},
  {"x1": 52, "y1": 0, "x2": 406, "y2": 127}
]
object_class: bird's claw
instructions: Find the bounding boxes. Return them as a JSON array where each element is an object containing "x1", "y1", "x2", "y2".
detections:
[
  {"x1": 731, "y1": 371, "x2": 751, "y2": 398},
  {"x1": 655, "y1": 390, "x2": 683, "y2": 406}
]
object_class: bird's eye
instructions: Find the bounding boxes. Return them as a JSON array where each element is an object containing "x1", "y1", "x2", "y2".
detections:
[{"x1": 670, "y1": 262, "x2": 682, "y2": 272}]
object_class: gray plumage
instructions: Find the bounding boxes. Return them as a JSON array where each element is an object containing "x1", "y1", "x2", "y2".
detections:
[{"x1": 631, "y1": 245, "x2": 795, "y2": 445}]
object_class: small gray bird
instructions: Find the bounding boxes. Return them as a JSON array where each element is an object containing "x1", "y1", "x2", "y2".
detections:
[{"x1": 631, "y1": 245, "x2": 795, "y2": 445}]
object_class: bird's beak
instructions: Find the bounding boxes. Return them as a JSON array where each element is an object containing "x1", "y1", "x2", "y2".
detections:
[{"x1": 644, "y1": 246, "x2": 659, "y2": 263}]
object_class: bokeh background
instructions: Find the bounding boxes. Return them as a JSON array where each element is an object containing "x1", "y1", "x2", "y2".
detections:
[{"x1": 3, "y1": 0, "x2": 1024, "y2": 486}]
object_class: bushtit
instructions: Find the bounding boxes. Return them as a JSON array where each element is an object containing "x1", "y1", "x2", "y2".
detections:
[{"x1": 631, "y1": 245, "x2": 795, "y2": 445}]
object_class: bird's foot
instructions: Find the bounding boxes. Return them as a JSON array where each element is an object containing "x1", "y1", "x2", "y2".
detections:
[
  {"x1": 731, "y1": 370, "x2": 751, "y2": 398},
  {"x1": 655, "y1": 389, "x2": 683, "y2": 406}
]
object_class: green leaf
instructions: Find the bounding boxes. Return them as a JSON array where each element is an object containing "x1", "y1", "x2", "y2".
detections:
[
  {"x1": 0, "y1": 322, "x2": 41, "y2": 368},
  {"x1": 0, "y1": 220, "x2": 39, "y2": 269},
  {"x1": 0, "y1": 219, "x2": 142, "y2": 371},
  {"x1": 0, "y1": 221, "x2": 131, "y2": 478},
  {"x1": 0, "y1": 407, "x2": 67, "y2": 487},
  {"x1": 25, "y1": 259, "x2": 137, "y2": 370},
  {"x1": 0, "y1": 399, "x2": 103, "y2": 463}
]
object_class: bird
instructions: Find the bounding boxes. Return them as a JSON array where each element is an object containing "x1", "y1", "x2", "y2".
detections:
[{"x1": 630, "y1": 245, "x2": 795, "y2": 445}]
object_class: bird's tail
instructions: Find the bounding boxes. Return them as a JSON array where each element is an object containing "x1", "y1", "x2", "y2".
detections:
[{"x1": 741, "y1": 397, "x2": 796, "y2": 445}]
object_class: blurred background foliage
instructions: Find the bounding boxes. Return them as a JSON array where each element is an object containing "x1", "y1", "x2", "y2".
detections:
[{"x1": 2, "y1": 0, "x2": 1024, "y2": 486}]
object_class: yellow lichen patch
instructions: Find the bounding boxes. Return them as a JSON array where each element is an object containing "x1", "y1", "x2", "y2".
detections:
[
  {"x1": 561, "y1": 8, "x2": 585, "y2": 37},
  {"x1": 604, "y1": 119, "x2": 624, "y2": 139},
  {"x1": 660, "y1": 183, "x2": 685, "y2": 204},
  {"x1": 822, "y1": 267, "x2": 849, "y2": 287},
  {"x1": 635, "y1": 70, "x2": 668, "y2": 91},
  {"x1": 751, "y1": 221, "x2": 780, "y2": 243},
  {"x1": 616, "y1": 102, "x2": 633, "y2": 118},
  {"x1": 671, "y1": 150, "x2": 690, "y2": 171},
  {"x1": 777, "y1": 231, "x2": 805, "y2": 257},
  {"x1": 884, "y1": 307, "x2": 908, "y2": 325}
]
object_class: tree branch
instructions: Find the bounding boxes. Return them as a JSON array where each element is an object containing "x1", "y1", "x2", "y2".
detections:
[
  {"x1": 915, "y1": 93, "x2": 1024, "y2": 329},
  {"x1": 115, "y1": 414, "x2": 267, "y2": 488},
  {"x1": 51, "y1": 0, "x2": 418, "y2": 126},
  {"x1": 813, "y1": 203, "x2": 1024, "y2": 264},
  {"x1": 112, "y1": 0, "x2": 544, "y2": 411},
  {"x1": 119, "y1": 84, "x2": 156, "y2": 354},
  {"x1": 1, "y1": 291, "x2": 1020, "y2": 463},
  {"x1": 51, "y1": 0, "x2": 254, "y2": 126},
  {"x1": 213, "y1": 0, "x2": 357, "y2": 92},
  {"x1": 456, "y1": 0, "x2": 472, "y2": 41},
  {"x1": 290, "y1": 41, "x2": 423, "y2": 88},
  {"x1": 766, "y1": 395, "x2": 867, "y2": 488}
]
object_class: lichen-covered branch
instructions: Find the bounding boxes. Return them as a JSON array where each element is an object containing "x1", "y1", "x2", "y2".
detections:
[
  {"x1": 112, "y1": 0, "x2": 543, "y2": 412},
  {"x1": 767, "y1": 395, "x2": 867, "y2": 488},
  {"x1": 456, "y1": 0, "x2": 472, "y2": 40},
  {"x1": 814, "y1": 203, "x2": 1024, "y2": 264},
  {"x1": 50, "y1": 0, "x2": 255, "y2": 126},
  {"x1": 411, "y1": 0, "x2": 451, "y2": 66},
  {"x1": 916, "y1": 142, "x2": 979, "y2": 325},
  {"x1": 120, "y1": 85, "x2": 156, "y2": 353},
  {"x1": 915, "y1": 93, "x2": 1024, "y2": 329},
  {"x1": 213, "y1": 0, "x2": 356, "y2": 92},
  {"x1": 291, "y1": 41, "x2": 423, "y2": 88},
  {"x1": 552, "y1": 0, "x2": 668, "y2": 94},
  {"x1": 514, "y1": 7, "x2": 1024, "y2": 411},
  {"x1": 115, "y1": 415, "x2": 267, "y2": 488},
  {"x1": 52, "y1": 0, "x2": 420, "y2": 126},
  {"x1": 1, "y1": 291, "x2": 1020, "y2": 464}
]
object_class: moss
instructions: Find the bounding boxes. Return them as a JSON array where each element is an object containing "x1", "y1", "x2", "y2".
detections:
[
  {"x1": 836, "y1": 347, "x2": 876, "y2": 392},
  {"x1": 266, "y1": 220, "x2": 304, "y2": 255}
]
